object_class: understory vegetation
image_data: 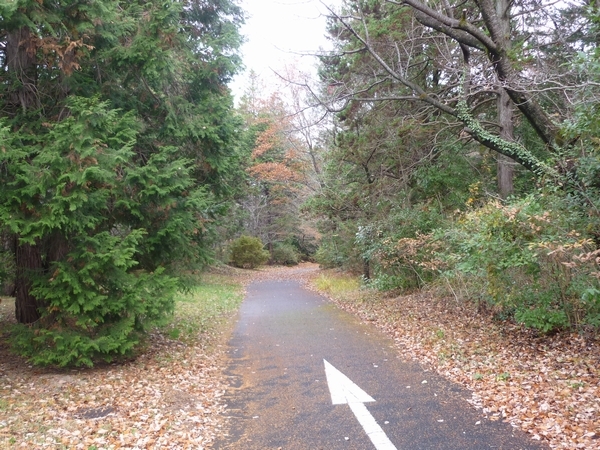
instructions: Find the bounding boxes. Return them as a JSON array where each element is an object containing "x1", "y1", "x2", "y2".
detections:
[
  {"x1": 329, "y1": 191, "x2": 600, "y2": 334},
  {"x1": 314, "y1": 158, "x2": 600, "y2": 335}
]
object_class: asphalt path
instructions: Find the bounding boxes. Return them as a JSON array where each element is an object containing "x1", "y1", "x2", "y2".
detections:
[{"x1": 215, "y1": 279, "x2": 548, "y2": 450}]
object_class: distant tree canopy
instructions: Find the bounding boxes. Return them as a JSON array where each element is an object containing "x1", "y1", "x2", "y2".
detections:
[
  {"x1": 224, "y1": 72, "x2": 322, "y2": 264},
  {"x1": 319, "y1": 0, "x2": 599, "y2": 180},
  {"x1": 0, "y1": 0, "x2": 244, "y2": 366}
]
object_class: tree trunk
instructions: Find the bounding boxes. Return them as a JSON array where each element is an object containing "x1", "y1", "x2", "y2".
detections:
[
  {"x1": 6, "y1": 25, "x2": 44, "y2": 324},
  {"x1": 495, "y1": 0, "x2": 514, "y2": 198},
  {"x1": 405, "y1": 0, "x2": 559, "y2": 150},
  {"x1": 6, "y1": 27, "x2": 38, "y2": 114},
  {"x1": 480, "y1": 0, "x2": 558, "y2": 149},
  {"x1": 45, "y1": 231, "x2": 70, "y2": 267},
  {"x1": 362, "y1": 258, "x2": 371, "y2": 280},
  {"x1": 497, "y1": 89, "x2": 515, "y2": 198},
  {"x1": 15, "y1": 241, "x2": 43, "y2": 324}
]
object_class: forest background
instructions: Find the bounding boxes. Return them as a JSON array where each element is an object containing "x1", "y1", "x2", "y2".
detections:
[{"x1": 1, "y1": 0, "x2": 600, "y2": 367}]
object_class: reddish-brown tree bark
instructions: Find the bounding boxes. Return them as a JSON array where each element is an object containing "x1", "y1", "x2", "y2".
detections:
[{"x1": 14, "y1": 241, "x2": 43, "y2": 324}]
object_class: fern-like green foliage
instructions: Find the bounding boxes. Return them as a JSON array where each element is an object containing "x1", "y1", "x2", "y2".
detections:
[
  {"x1": 0, "y1": 96, "x2": 206, "y2": 366},
  {"x1": 0, "y1": 98, "x2": 183, "y2": 366},
  {"x1": 0, "y1": 0, "x2": 244, "y2": 366}
]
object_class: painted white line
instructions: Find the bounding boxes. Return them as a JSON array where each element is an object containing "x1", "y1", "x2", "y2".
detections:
[
  {"x1": 324, "y1": 359, "x2": 375, "y2": 405},
  {"x1": 324, "y1": 359, "x2": 398, "y2": 450}
]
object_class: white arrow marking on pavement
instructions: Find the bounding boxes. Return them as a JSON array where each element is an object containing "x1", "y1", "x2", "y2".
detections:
[{"x1": 323, "y1": 359, "x2": 398, "y2": 450}]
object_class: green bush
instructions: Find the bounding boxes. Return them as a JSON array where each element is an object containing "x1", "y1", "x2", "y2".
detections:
[
  {"x1": 271, "y1": 243, "x2": 299, "y2": 266},
  {"x1": 10, "y1": 232, "x2": 179, "y2": 368},
  {"x1": 315, "y1": 237, "x2": 365, "y2": 272},
  {"x1": 437, "y1": 193, "x2": 600, "y2": 333},
  {"x1": 356, "y1": 206, "x2": 446, "y2": 291},
  {"x1": 1, "y1": 98, "x2": 197, "y2": 367},
  {"x1": 229, "y1": 236, "x2": 269, "y2": 269},
  {"x1": 315, "y1": 241, "x2": 345, "y2": 269}
]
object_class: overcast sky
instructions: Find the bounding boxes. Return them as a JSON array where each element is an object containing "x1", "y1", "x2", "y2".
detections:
[{"x1": 230, "y1": 0, "x2": 340, "y2": 100}]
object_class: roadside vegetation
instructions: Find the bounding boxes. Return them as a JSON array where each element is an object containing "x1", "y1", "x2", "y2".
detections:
[
  {"x1": 2, "y1": 1, "x2": 600, "y2": 448},
  {"x1": 0, "y1": 272, "x2": 244, "y2": 449},
  {"x1": 308, "y1": 0, "x2": 600, "y2": 336}
]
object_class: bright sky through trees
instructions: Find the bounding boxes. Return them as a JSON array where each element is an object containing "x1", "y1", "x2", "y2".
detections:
[{"x1": 231, "y1": 0, "x2": 339, "y2": 99}]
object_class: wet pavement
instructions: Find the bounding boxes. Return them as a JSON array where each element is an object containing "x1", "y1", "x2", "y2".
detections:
[{"x1": 215, "y1": 280, "x2": 548, "y2": 450}]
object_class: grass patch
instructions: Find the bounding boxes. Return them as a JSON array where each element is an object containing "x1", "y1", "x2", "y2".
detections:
[
  {"x1": 163, "y1": 273, "x2": 245, "y2": 344},
  {"x1": 314, "y1": 272, "x2": 360, "y2": 297}
]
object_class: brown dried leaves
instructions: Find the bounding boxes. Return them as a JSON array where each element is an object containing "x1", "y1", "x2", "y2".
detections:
[
  {"x1": 0, "y1": 330, "x2": 230, "y2": 449},
  {"x1": 311, "y1": 271, "x2": 600, "y2": 450}
]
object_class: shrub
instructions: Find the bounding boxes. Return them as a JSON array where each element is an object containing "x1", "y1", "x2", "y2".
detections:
[
  {"x1": 229, "y1": 236, "x2": 269, "y2": 269},
  {"x1": 271, "y1": 243, "x2": 299, "y2": 266},
  {"x1": 315, "y1": 229, "x2": 364, "y2": 271},
  {"x1": 373, "y1": 232, "x2": 445, "y2": 291},
  {"x1": 437, "y1": 194, "x2": 600, "y2": 333},
  {"x1": 10, "y1": 231, "x2": 178, "y2": 367},
  {"x1": 355, "y1": 206, "x2": 446, "y2": 291},
  {"x1": 2, "y1": 98, "x2": 198, "y2": 367},
  {"x1": 315, "y1": 241, "x2": 345, "y2": 269}
]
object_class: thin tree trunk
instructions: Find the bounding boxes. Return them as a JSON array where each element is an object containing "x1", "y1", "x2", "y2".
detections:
[
  {"x1": 362, "y1": 258, "x2": 371, "y2": 280},
  {"x1": 7, "y1": 26, "x2": 45, "y2": 324},
  {"x1": 496, "y1": 0, "x2": 514, "y2": 198},
  {"x1": 6, "y1": 27, "x2": 38, "y2": 113}
]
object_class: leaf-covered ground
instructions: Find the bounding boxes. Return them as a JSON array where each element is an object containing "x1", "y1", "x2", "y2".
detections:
[
  {"x1": 0, "y1": 272, "x2": 245, "y2": 450},
  {"x1": 1, "y1": 265, "x2": 598, "y2": 449},
  {"x1": 310, "y1": 270, "x2": 600, "y2": 450}
]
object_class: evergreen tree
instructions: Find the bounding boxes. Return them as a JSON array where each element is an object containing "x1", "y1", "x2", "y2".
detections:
[{"x1": 0, "y1": 0, "x2": 244, "y2": 366}]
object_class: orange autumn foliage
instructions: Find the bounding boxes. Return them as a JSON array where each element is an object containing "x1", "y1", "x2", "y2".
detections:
[{"x1": 247, "y1": 162, "x2": 301, "y2": 183}]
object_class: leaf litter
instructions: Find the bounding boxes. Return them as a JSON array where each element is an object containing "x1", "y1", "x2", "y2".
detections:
[
  {"x1": 0, "y1": 271, "x2": 245, "y2": 450},
  {"x1": 309, "y1": 269, "x2": 600, "y2": 450},
  {"x1": 0, "y1": 335, "x2": 229, "y2": 449},
  {"x1": 2, "y1": 264, "x2": 598, "y2": 449}
]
